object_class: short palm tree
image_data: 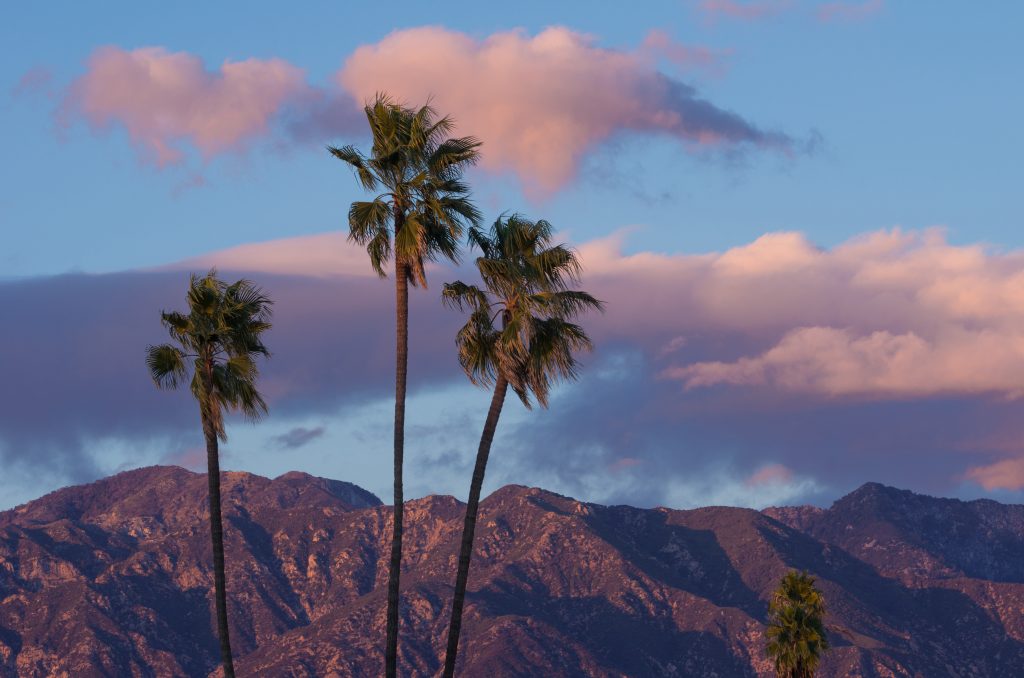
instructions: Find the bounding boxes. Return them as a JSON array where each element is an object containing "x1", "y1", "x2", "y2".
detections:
[
  {"x1": 440, "y1": 214, "x2": 604, "y2": 677},
  {"x1": 766, "y1": 570, "x2": 830, "y2": 678},
  {"x1": 328, "y1": 94, "x2": 481, "y2": 677},
  {"x1": 145, "y1": 271, "x2": 272, "y2": 678}
]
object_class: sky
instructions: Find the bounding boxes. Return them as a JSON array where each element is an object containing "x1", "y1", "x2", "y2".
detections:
[{"x1": 2, "y1": 1, "x2": 1024, "y2": 510}]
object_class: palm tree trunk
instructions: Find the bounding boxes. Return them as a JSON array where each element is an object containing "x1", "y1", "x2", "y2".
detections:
[
  {"x1": 201, "y1": 407, "x2": 235, "y2": 678},
  {"x1": 385, "y1": 257, "x2": 410, "y2": 678},
  {"x1": 442, "y1": 374, "x2": 509, "y2": 677}
]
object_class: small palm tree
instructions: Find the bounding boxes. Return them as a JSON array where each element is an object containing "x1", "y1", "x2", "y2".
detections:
[
  {"x1": 440, "y1": 214, "x2": 604, "y2": 677},
  {"x1": 766, "y1": 570, "x2": 830, "y2": 678},
  {"x1": 328, "y1": 93, "x2": 481, "y2": 678},
  {"x1": 145, "y1": 271, "x2": 272, "y2": 678}
]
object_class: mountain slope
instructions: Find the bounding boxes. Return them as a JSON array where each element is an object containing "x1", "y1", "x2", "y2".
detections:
[{"x1": 0, "y1": 467, "x2": 1022, "y2": 676}]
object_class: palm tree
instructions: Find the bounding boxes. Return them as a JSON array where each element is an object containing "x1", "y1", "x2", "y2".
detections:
[
  {"x1": 440, "y1": 214, "x2": 604, "y2": 677},
  {"x1": 145, "y1": 271, "x2": 272, "y2": 678},
  {"x1": 328, "y1": 94, "x2": 481, "y2": 677},
  {"x1": 766, "y1": 570, "x2": 830, "y2": 678}
]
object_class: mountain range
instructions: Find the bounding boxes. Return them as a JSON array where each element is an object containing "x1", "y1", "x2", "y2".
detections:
[{"x1": 1, "y1": 466, "x2": 1022, "y2": 676}]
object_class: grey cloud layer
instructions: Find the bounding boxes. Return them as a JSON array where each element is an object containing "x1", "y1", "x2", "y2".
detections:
[
  {"x1": 4, "y1": 228, "x2": 1024, "y2": 508},
  {"x1": 0, "y1": 271, "x2": 463, "y2": 480}
]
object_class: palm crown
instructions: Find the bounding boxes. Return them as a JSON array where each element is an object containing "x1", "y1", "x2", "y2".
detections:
[
  {"x1": 443, "y1": 214, "x2": 604, "y2": 407},
  {"x1": 329, "y1": 94, "x2": 482, "y2": 287},
  {"x1": 766, "y1": 571, "x2": 830, "y2": 678},
  {"x1": 145, "y1": 271, "x2": 273, "y2": 439}
]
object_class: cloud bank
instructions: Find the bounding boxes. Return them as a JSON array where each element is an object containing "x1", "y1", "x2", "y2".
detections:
[{"x1": 4, "y1": 227, "x2": 1024, "y2": 506}]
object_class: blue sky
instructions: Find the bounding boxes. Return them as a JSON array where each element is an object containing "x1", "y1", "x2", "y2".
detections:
[
  {"x1": 2, "y1": 1, "x2": 1024, "y2": 510},
  {"x1": 5, "y1": 1, "x2": 1022, "y2": 276}
]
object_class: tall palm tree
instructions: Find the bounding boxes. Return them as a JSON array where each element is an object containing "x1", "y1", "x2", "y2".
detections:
[
  {"x1": 145, "y1": 271, "x2": 272, "y2": 678},
  {"x1": 440, "y1": 214, "x2": 604, "y2": 677},
  {"x1": 766, "y1": 570, "x2": 830, "y2": 678},
  {"x1": 328, "y1": 94, "x2": 481, "y2": 677}
]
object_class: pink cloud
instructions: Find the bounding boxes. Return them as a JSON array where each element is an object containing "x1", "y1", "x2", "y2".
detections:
[
  {"x1": 161, "y1": 231, "x2": 375, "y2": 278},
  {"x1": 61, "y1": 46, "x2": 310, "y2": 165},
  {"x1": 966, "y1": 458, "x2": 1024, "y2": 491},
  {"x1": 640, "y1": 29, "x2": 730, "y2": 76},
  {"x1": 164, "y1": 446, "x2": 206, "y2": 472},
  {"x1": 338, "y1": 26, "x2": 792, "y2": 195},
  {"x1": 817, "y1": 0, "x2": 884, "y2": 23},
  {"x1": 609, "y1": 457, "x2": 644, "y2": 472},
  {"x1": 658, "y1": 336, "x2": 689, "y2": 357},
  {"x1": 12, "y1": 66, "x2": 54, "y2": 98},
  {"x1": 576, "y1": 228, "x2": 1024, "y2": 399},
  {"x1": 698, "y1": 0, "x2": 793, "y2": 22},
  {"x1": 746, "y1": 464, "x2": 794, "y2": 487},
  {"x1": 669, "y1": 326, "x2": 1024, "y2": 397}
]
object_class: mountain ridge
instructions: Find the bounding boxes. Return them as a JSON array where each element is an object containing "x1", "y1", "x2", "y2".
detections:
[{"x1": 1, "y1": 466, "x2": 1022, "y2": 676}]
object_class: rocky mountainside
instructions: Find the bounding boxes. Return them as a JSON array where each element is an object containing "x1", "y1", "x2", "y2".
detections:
[{"x1": 1, "y1": 466, "x2": 1022, "y2": 676}]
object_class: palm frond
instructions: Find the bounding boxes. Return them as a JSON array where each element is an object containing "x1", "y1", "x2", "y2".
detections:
[
  {"x1": 466, "y1": 225, "x2": 494, "y2": 257},
  {"x1": 349, "y1": 197, "x2": 393, "y2": 245},
  {"x1": 366, "y1": 228, "x2": 392, "y2": 278},
  {"x1": 528, "y1": 245, "x2": 582, "y2": 289},
  {"x1": 421, "y1": 209, "x2": 461, "y2": 265},
  {"x1": 146, "y1": 344, "x2": 187, "y2": 389},
  {"x1": 526, "y1": 318, "x2": 593, "y2": 407},
  {"x1": 436, "y1": 194, "x2": 481, "y2": 234},
  {"x1": 454, "y1": 308, "x2": 500, "y2": 388},
  {"x1": 328, "y1": 145, "x2": 377, "y2": 191},
  {"x1": 442, "y1": 281, "x2": 489, "y2": 312},
  {"x1": 428, "y1": 136, "x2": 481, "y2": 180},
  {"x1": 529, "y1": 290, "x2": 605, "y2": 319},
  {"x1": 213, "y1": 360, "x2": 269, "y2": 423}
]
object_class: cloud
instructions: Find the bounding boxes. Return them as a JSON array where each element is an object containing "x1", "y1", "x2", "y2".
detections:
[
  {"x1": 478, "y1": 227, "x2": 1024, "y2": 505},
  {"x1": 640, "y1": 30, "x2": 730, "y2": 76},
  {"x1": 966, "y1": 458, "x2": 1024, "y2": 491},
  {"x1": 163, "y1": 231, "x2": 375, "y2": 279},
  {"x1": 59, "y1": 46, "x2": 315, "y2": 164},
  {"x1": 816, "y1": 0, "x2": 884, "y2": 23},
  {"x1": 669, "y1": 326, "x2": 1024, "y2": 397},
  {"x1": 589, "y1": 228, "x2": 1024, "y2": 399},
  {"x1": 0, "y1": 266, "x2": 464, "y2": 493},
  {"x1": 163, "y1": 445, "x2": 206, "y2": 471},
  {"x1": 338, "y1": 26, "x2": 795, "y2": 195},
  {"x1": 271, "y1": 426, "x2": 326, "y2": 450},
  {"x1": 698, "y1": 0, "x2": 793, "y2": 22},
  {"x1": 52, "y1": 30, "x2": 792, "y2": 193},
  {"x1": 11, "y1": 66, "x2": 54, "y2": 98},
  {"x1": 746, "y1": 463, "x2": 793, "y2": 486},
  {"x1": 7, "y1": 227, "x2": 1024, "y2": 508}
]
